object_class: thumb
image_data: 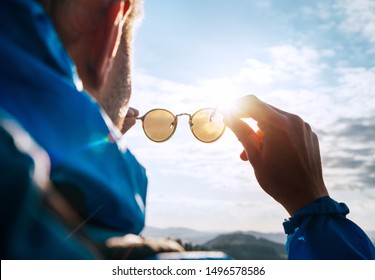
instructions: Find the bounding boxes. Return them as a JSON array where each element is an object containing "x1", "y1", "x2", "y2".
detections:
[
  {"x1": 126, "y1": 108, "x2": 135, "y2": 117},
  {"x1": 224, "y1": 114, "x2": 261, "y2": 166}
]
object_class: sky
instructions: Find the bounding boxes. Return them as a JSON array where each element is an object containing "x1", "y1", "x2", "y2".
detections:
[{"x1": 124, "y1": 0, "x2": 375, "y2": 233}]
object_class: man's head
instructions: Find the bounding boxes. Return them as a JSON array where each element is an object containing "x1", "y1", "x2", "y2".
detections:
[{"x1": 41, "y1": 0, "x2": 143, "y2": 129}]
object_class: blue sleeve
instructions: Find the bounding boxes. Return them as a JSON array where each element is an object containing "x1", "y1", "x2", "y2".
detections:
[
  {"x1": 283, "y1": 196, "x2": 375, "y2": 259},
  {"x1": 0, "y1": 118, "x2": 97, "y2": 259}
]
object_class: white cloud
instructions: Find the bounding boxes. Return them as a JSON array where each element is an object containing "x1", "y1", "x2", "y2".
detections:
[
  {"x1": 238, "y1": 59, "x2": 274, "y2": 85},
  {"x1": 234, "y1": 44, "x2": 328, "y2": 89},
  {"x1": 337, "y1": 67, "x2": 375, "y2": 96},
  {"x1": 130, "y1": 47, "x2": 375, "y2": 189},
  {"x1": 144, "y1": 191, "x2": 285, "y2": 232},
  {"x1": 269, "y1": 45, "x2": 321, "y2": 79},
  {"x1": 133, "y1": 44, "x2": 328, "y2": 107},
  {"x1": 334, "y1": 0, "x2": 375, "y2": 43},
  {"x1": 128, "y1": 39, "x2": 375, "y2": 231}
]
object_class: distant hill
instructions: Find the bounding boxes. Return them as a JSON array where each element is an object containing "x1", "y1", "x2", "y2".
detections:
[
  {"x1": 202, "y1": 232, "x2": 287, "y2": 260},
  {"x1": 243, "y1": 231, "x2": 286, "y2": 244},
  {"x1": 141, "y1": 226, "x2": 285, "y2": 245},
  {"x1": 141, "y1": 227, "x2": 287, "y2": 259},
  {"x1": 141, "y1": 226, "x2": 222, "y2": 245},
  {"x1": 142, "y1": 226, "x2": 374, "y2": 259}
]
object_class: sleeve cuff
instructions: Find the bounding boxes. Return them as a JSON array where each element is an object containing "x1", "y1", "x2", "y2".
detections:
[{"x1": 282, "y1": 196, "x2": 350, "y2": 234}]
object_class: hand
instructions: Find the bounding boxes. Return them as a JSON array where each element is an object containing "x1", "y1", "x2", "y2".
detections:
[
  {"x1": 121, "y1": 107, "x2": 139, "y2": 134},
  {"x1": 225, "y1": 95, "x2": 329, "y2": 216}
]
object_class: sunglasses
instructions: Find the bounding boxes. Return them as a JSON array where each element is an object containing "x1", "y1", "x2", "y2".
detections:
[{"x1": 136, "y1": 108, "x2": 226, "y2": 143}]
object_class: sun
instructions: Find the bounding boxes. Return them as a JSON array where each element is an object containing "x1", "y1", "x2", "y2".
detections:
[{"x1": 207, "y1": 89, "x2": 260, "y2": 133}]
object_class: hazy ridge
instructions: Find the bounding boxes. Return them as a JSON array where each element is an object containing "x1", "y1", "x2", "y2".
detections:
[{"x1": 142, "y1": 226, "x2": 375, "y2": 259}]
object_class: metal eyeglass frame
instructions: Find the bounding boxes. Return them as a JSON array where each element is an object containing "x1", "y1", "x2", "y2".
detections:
[{"x1": 136, "y1": 108, "x2": 226, "y2": 143}]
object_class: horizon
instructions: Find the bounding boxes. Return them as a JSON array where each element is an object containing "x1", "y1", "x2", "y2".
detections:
[
  {"x1": 142, "y1": 224, "x2": 375, "y2": 236},
  {"x1": 125, "y1": 0, "x2": 375, "y2": 233}
]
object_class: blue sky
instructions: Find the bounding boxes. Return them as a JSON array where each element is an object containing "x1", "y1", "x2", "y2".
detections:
[{"x1": 124, "y1": 0, "x2": 375, "y2": 233}]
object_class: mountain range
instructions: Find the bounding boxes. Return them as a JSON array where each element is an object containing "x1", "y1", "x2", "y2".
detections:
[
  {"x1": 141, "y1": 226, "x2": 375, "y2": 260},
  {"x1": 141, "y1": 226, "x2": 287, "y2": 259},
  {"x1": 141, "y1": 226, "x2": 286, "y2": 245},
  {"x1": 202, "y1": 232, "x2": 287, "y2": 259}
]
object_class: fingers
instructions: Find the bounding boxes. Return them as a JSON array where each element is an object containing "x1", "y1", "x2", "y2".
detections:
[
  {"x1": 224, "y1": 115, "x2": 261, "y2": 166},
  {"x1": 121, "y1": 107, "x2": 139, "y2": 134},
  {"x1": 127, "y1": 107, "x2": 139, "y2": 118},
  {"x1": 232, "y1": 95, "x2": 287, "y2": 127}
]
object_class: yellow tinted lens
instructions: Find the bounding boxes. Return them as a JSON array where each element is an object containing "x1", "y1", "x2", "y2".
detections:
[
  {"x1": 191, "y1": 108, "x2": 226, "y2": 143},
  {"x1": 143, "y1": 109, "x2": 176, "y2": 142}
]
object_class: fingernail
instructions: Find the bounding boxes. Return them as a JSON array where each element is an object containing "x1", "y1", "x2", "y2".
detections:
[{"x1": 127, "y1": 108, "x2": 135, "y2": 117}]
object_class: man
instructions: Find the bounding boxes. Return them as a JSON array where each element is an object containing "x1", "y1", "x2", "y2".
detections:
[
  {"x1": 0, "y1": 0, "x2": 373, "y2": 259},
  {"x1": 0, "y1": 0, "x2": 149, "y2": 239},
  {"x1": 1, "y1": 0, "x2": 189, "y2": 260},
  {"x1": 0, "y1": 0, "x2": 163, "y2": 259}
]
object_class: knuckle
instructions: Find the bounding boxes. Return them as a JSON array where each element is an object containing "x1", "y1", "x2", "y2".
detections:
[
  {"x1": 305, "y1": 122, "x2": 312, "y2": 131},
  {"x1": 286, "y1": 113, "x2": 305, "y2": 129},
  {"x1": 289, "y1": 113, "x2": 304, "y2": 124}
]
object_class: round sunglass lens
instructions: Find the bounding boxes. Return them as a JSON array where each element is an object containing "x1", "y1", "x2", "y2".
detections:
[
  {"x1": 143, "y1": 109, "x2": 176, "y2": 142},
  {"x1": 191, "y1": 108, "x2": 226, "y2": 143}
]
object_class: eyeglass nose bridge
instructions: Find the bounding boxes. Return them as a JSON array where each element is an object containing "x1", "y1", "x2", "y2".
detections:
[{"x1": 175, "y1": 113, "x2": 193, "y2": 127}]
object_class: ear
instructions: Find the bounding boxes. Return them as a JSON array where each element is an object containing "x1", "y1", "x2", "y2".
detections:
[{"x1": 90, "y1": 0, "x2": 132, "y2": 89}]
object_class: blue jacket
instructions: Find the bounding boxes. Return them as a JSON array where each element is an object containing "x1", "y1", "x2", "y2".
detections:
[
  {"x1": 0, "y1": 0, "x2": 147, "y2": 242},
  {"x1": 0, "y1": 111, "x2": 98, "y2": 259},
  {"x1": 283, "y1": 196, "x2": 375, "y2": 259}
]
